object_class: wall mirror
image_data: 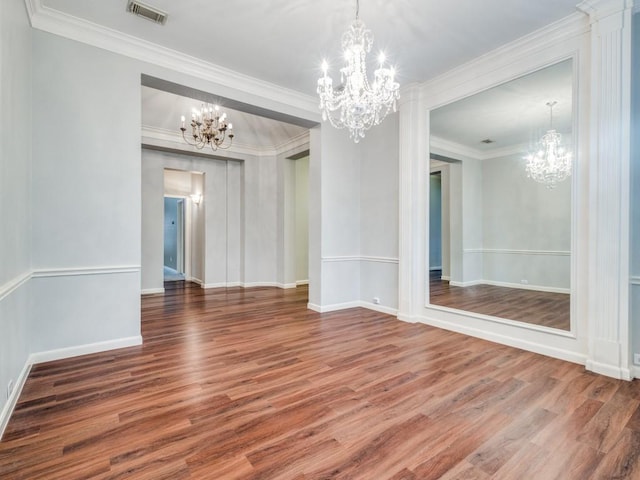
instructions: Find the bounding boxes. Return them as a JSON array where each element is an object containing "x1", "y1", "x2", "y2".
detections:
[{"x1": 428, "y1": 58, "x2": 573, "y2": 332}]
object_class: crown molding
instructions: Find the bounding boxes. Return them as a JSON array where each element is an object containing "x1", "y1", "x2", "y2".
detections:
[
  {"x1": 577, "y1": 0, "x2": 633, "y2": 20},
  {"x1": 142, "y1": 126, "x2": 265, "y2": 157},
  {"x1": 430, "y1": 135, "x2": 530, "y2": 161},
  {"x1": 420, "y1": 12, "x2": 589, "y2": 101},
  {"x1": 25, "y1": 0, "x2": 318, "y2": 115},
  {"x1": 141, "y1": 125, "x2": 309, "y2": 158}
]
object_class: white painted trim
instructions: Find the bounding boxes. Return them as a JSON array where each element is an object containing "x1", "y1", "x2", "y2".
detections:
[
  {"x1": 141, "y1": 125, "x2": 310, "y2": 158},
  {"x1": 307, "y1": 300, "x2": 398, "y2": 315},
  {"x1": 0, "y1": 271, "x2": 31, "y2": 302},
  {"x1": 0, "y1": 361, "x2": 31, "y2": 440},
  {"x1": 425, "y1": 303, "x2": 575, "y2": 338},
  {"x1": 1, "y1": 335, "x2": 143, "y2": 440},
  {"x1": 586, "y1": 359, "x2": 633, "y2": 381},
  {"x1": 450, "y1": 279, "x2": 570, "y2": 294},
  {"x1": 26, "y1": 0, "x2": 319, "y2": 116},
  {"x1": 296, "y1": 280, "x2": 309, "y2": 286},
  {"x1": 360, "y1": 256, "x2": 400, "y2": 264},
  {"x1": 465, "y1": 248, "x2": 571, "y2": 256},
  {"x1": 359, "y1": 301, "x2": 399, "y2": 316},
  {"x1": 449, "y1": 280, "x2": 485, "y2": 287},
  {"x1": 201, "y1": 281, "x2": 299, "y2": 290},
  {"x1": 141, "y1": 288, "x2": 165, "y2": 295},
  {"x1": 322, "y1": 256, "x2": 360, "y2": 263},
  {"x1": 307, "y1": 301, "x2": 361, "y2": 313},
  {"x1": 414, "y1": 312, "x2": 585, "y2": 365},
  {"x1": 28, "y1": 336, "x2": 143, "y2": 365},
  {"x1": 187, "y1": 276, "x2": 203, "y2": 285},
  {"x1": 322, "y1": 256, "x2": 399, "y2": 264},
  {"x1": 633, "y1": 365, "x2": 640, "y2": 379},
  {"x1": 32, "y1": 266, "x2": 140, "y2": 278},
  {"x1": 441, "y1": 275, "x2": 451, "y2": 281},
  {"x1": 431, "y1": 135, "x2": 532, "y2": 161}
]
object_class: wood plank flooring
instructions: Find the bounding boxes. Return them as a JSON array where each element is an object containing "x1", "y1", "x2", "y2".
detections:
[
  {"x1": 429, "y1": 270, "x2": 570, "y2": 331},
  {"x1": 1, "y1": 281, "x2": 639, "y2": 479}
]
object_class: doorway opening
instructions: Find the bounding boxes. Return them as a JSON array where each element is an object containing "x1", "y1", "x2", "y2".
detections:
[{"x1": 164, "y1": 196, "x2": 186, "y2": 281}]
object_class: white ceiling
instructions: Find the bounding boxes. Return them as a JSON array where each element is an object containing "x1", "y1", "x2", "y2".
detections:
[
  {"x1": 38, "y1": 0, "x2": 581, "y2": 150},
  {"x1": 431, "y1": 59, "x2": 573, "y2": 155},
  {"x1": 41, "y1": 0, "x2": 580, "y2": 96}
]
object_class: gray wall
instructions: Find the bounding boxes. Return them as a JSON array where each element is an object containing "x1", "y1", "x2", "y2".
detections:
[
  {"x1": 360, "y1": 115, "x2": 400, "y2": 309},
  {"x1": 295, "y1": 156, "x2": 309, "y2": 283},
  {"x1": 30, "y1": 30, "x2": 141, "y2": 354},
  {"x1": 0, "y1": 0, "x2": 32, "y2": 423}
]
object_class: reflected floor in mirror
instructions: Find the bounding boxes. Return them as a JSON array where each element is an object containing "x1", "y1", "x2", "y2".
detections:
[{"x1": 429, "y1": 270, "x2": 570, "y2": 330}]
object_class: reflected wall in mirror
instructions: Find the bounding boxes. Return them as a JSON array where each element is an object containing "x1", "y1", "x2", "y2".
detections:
[{"x1": 428, "y1": 59, "x2": 572, "y2": 331}]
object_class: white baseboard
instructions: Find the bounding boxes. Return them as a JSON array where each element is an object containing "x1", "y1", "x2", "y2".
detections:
[
  {"x1": 1, "y1": 335, "x2": 142, "y2": 440},
  {"x1": 202, "y1": 281, "x2": 298, "y2": 290},
  {"x1": 28, "y1": 336, "x2": 143, "y2": 365},
  {"x1": 296, "y1": 280, "x2": 309, "y2": 286},
  {"x1": 307, "y1": 300, "x2": 397, "y2": 315},
  {"x1": 586, "y1": 360, "x2": 633, "y2": 381},
  {"x1": 633, "y1": 365, "x2": 640, "y2": 379},
  {"x1": 448, "y1": 279, "x2": 570, "y2": 294},
  {"x1": 141, "y1": 288, "x2": 164, "y2": 295},
  {"x1": 413, "y1": 313, "x2": 586, "y2": 366},
  {"x1": 441, "y1": 275, "x2": 451, "y2": 281},
  {"x1": 0, "y1": 361, "x2": 31, "y2": 440}
]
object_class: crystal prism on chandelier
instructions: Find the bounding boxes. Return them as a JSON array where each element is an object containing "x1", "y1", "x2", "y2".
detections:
[
  {"x1": 317, "y1": 0, "x2": 400, "y2": 143},
  {"x1": 524, "y1": 101, "x2": 572, "y2": 189},
  {"x1": 180, "y1": 104, "x2": 234, "y2": 151}
]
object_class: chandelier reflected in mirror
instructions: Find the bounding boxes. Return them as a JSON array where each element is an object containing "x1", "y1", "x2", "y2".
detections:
[
  {"x1": 525, "y1": 101, "x2": 572, "y2": 189},
  {"x1": 317, "y1": 0, "x2": 400, "y2": 143},
  {"x1": 180, "y1": 104, "x2": 234, "y2": 151}
]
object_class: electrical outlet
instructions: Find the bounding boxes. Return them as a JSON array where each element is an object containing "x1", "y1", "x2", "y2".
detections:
[
  {"x1": 373, "y1": 297, "x2": 380, "y2": 305},
  {"x1": 634, "y1": 353, "x2": 640, "y2": 365},
  {"x1": 7, "y1": 379, "x2": 14, "y2": 400}
]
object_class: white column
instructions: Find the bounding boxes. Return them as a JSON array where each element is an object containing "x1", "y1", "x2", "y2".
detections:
[
  {"x1": 579, "y1": 0, "x2": 634, "y2": 379},
  {"x1": 398, "y1": 85, "x2": 429, "y2": 321}
]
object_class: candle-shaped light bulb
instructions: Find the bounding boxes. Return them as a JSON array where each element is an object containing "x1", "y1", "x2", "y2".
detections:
[
  {"x1": 321, "y1": 60, "x2": 328, "y2": 76},
  {"x1": 214, "y1": 105, "x2": 220, "y2": 112},
  {"x1": 181, "y1": 115, "x2": 185, "y2": 128},
  {"x1": 228, "y1": 123, "x2": 233, "y2": 130},
  {"x1": 378, "y1": 52, "x2": 386, "y2": 65}
]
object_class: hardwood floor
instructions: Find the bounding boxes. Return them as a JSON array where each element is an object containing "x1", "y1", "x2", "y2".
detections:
[
  {"x1": 429, "y1": 270, "x2": 570, "y2": 331},
  {"x1": 2, "y1": 282, "x2": 639, "y2": 479}
]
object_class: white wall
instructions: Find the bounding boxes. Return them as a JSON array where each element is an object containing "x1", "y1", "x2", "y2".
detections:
[
  {"x1": 315, "y1": 126, "x2": 361, "y2": 309},
  {"x1": 0, "y1": 0, "x2": 32, "y2": 427},
  {"x1": 482, "y1": 153, "x2": 571, "y2": 291},
  {"x1": 30, "y1": 30, "x2": 142, "y2": 354},
  {"x1": 359, "y1": 115, "x2": 400, "y2": 311}
]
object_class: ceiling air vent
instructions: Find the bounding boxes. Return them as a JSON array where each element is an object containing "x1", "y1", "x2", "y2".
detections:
[
  {"x1": 480, "y1": 138, "x2": 495, "y2": 144},
  {"x1": 126, "y1": 1, "x2": 168, "y2": 25}
]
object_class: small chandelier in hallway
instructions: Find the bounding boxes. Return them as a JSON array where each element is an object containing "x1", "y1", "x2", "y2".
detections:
[
  {"x1": 180, "y1": 104, "x2": 234, "y2": 151},
  {"x1": 524, "y1": 101, "x2": 572, "y2": 189},
  {"x1": 317, "y1": 0, "x2": 400, "y2": 143}
]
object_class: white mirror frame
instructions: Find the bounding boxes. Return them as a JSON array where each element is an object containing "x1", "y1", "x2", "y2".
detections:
[{"x1": 398, "y1": 13, "x2": 590, "y2": 365}]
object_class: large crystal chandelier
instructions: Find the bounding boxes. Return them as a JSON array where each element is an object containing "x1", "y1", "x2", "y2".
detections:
[
  {"x1": 180, "y1": 104, "x2": 234, "y2": 151},
  {"x1": 525, "y1": 101, "x2": 572, "y2": 189},
  {"x1": 317, "y1": 0, "x2": 400, "y2": 143}
]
